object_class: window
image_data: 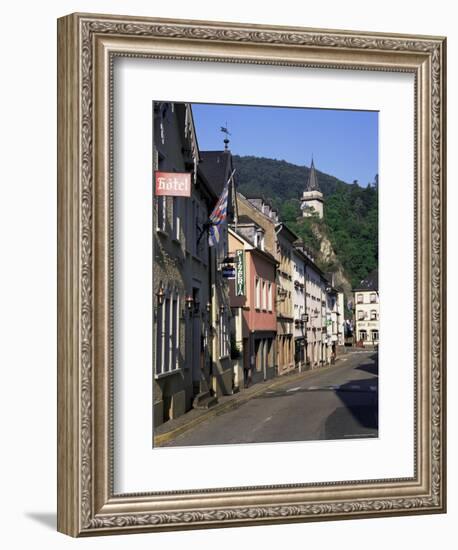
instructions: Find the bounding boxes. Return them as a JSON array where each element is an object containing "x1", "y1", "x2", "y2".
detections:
[
  {"x1": 164, "y1": 290, "x2": 171, "y2": 372},
  {"x1": 172, "y1": 293, "x2": 180, "y2": 369},
  {"x1": 155, "y1": 299, "x2": 164, "y2": 376},
  {"x1": 371, "y1": 310, "x2": 377, "y2": 320},
  {"x1": 184, "y1": 198, "x2": 191, "y2": 251},
  {"x1": 358, "y1": 311, "x2": 365, "y2": 321},
  {"x1": 255, "y1": 277, "x2": 261, "y2": 309},
  {"x1": 371, "y1": 330, "x2": 379, "y2": 341},
  {"x1": 155, "y1": 287, "x2": 181, "y2": 376},
  {"x1": 359, "y1": 329, "x2": 367, "y2": 341},
  {"x1": 157, "y1": 196, "x2": 167, "y2": 232},
  {"x1": 219, "y1": 308, "x2": 229, "y2": 357},
  {"x1": 262, "y1": 280, "x2": 266, "y2": 310},
  {"x1": 268, "y1": 283, "x2": 272, "y2": 311},
  {"x1": 357, "y1": 293, "x2": 363, "y2": 304},
  {"x1": 190, "y1": 200, "x2": 197, "y2": 255},
  {"x1": 172, "y1": 197, "x2": 180, "y2": 241},
  {"x1": 195, "y1": 202, "x2": 200, "y2": 256},
  {"x1": 370, "y1": 292, "x2": 377, "y2": 303},
  {"x1": 255, "y1": 230, "x2": 264, "y2": 250}
]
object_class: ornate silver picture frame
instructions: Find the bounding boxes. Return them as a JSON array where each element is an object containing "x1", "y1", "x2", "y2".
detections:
[{"x1": 57, "y1": 13, "x2": 446, "y2": 536}]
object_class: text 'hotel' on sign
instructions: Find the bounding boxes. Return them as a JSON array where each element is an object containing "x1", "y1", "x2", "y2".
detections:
[{"x1": 155, "y1": 171, "x2": 191, "y2": 197}]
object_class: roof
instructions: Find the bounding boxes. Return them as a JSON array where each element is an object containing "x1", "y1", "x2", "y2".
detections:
[
  {"x1": 305, "y1": 158, "x2": 321, "y2": 192},
  {"x1": 228, "y1": 227, "x2": 278, "y2": 265},
  {"x1": 198, "y1": 150, "x2": 232, "y2": 197},
  {"x1": 275, "y1": 222, "x2": 298, "y2": 243},
  {"x1": 237, "y1": 214, "x2": 261, "y2": 226},
  {"x1": 251, "y1": 246, "x2": 279, "y2": 266},
  {"x1": 354, "y1": 269, "x2": 378, "y2": 291}
]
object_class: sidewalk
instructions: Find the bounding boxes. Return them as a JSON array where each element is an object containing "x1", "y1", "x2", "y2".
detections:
[{"x1": 154, "y1": 356, "x2": 353, "y2": 447}]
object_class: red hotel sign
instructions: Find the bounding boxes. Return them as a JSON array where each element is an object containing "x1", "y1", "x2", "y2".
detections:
[{"x1": 155, "y1": 171, "x2": 191, "y2": 197}]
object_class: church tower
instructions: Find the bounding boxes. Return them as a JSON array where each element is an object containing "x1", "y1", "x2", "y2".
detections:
[{"x1": 300, "y1": 158, "x2": 324, "y2": 219}]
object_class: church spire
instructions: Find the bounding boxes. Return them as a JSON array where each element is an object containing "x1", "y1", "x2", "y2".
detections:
[
  {"x1": 301, "y1": 156, "x2": 324, "y2": 219},
  {"x1": 305, "y1": 157, "x2": 320, "y2": 192}
]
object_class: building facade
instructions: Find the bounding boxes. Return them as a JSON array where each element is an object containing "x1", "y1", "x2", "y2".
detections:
[
  {"x1": 153, "y1": 103, "x2": 234, "y2": 427},
  {"x1": 228, "y1": 227, "x2": 277, "y2": 387},
  {"x1": 354, "y1": 269, "x2": 379, "y2": 347},
  {"x1": 275, "y1": 223, "x2": 296, "y2": 375},
  {"x1": 153, "y1": 102, "x2": 215, "y2": 425},
  {"x1": 199, "y1": 149, "x2": 236, "y2": 399},
  {"x1": 292, "y1": 247, "x2": 307, "y2": 369},
  {"x1": 336, "y1": 291, "x2": 345, "y2": 347},
  {"x1": 303, "y1": 256, "x2": 328, "y2": 366}
]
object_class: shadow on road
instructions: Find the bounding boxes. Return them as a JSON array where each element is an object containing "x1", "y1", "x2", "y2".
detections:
[
  {"x1": 324, "y1": 363, "x2": 378, "y2": 439},
  {"x1": 354, "y1": 353, "x2": 379, "y2": 377}
]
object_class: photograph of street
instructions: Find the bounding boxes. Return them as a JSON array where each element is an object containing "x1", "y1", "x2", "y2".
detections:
[{"x1": 153, "y1": 101, "x2": 379, "y2": 447}]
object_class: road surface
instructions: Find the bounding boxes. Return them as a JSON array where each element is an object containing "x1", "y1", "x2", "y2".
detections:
[{"x1": 164, "y1": 350, "x2": 378, "y2": 447}]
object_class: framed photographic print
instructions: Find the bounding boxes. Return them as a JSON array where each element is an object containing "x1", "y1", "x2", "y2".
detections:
[{"x1": 57, "y1": 13, "x2": 446, "y2": 536}]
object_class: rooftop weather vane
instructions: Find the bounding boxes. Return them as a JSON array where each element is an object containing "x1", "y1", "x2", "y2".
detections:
[{"x1": 220, "y1": 123, "x2": 231, "y2": 150}]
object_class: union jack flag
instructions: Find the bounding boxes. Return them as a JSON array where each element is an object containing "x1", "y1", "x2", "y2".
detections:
[{"x1": 208, "y1": 170, "x2": 234, "y2": 247}]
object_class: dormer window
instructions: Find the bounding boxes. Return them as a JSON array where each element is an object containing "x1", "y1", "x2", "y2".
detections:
[{"x1": 255, "y1": 230, "x2": 265, "y2": 250}]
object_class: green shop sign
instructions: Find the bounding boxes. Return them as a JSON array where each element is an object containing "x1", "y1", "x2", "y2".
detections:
[{"x1": 235, "y1": 249, "x2": 245, "y2": 296}]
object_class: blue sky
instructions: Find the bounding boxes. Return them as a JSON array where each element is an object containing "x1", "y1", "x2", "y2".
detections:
[{"x1": 191, "y1": 103, "x2": 378, "y2": 187}]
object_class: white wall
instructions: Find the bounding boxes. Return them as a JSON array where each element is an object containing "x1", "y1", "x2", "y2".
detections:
[{"x1": 0, "y1": 0, "x2": 455, "y2": 548}]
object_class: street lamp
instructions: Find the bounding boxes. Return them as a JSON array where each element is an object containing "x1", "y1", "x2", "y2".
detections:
[
  {"x1": 155, "y1": 284, "x2": 165, "y2": 306},
  {"x1": 185, "y1": 294, "x2": 194, "y2": 311}
]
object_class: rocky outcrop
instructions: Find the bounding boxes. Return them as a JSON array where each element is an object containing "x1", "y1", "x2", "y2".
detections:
[{"x1": 312, "y1": 224, "x2": 352, "y2": 298}]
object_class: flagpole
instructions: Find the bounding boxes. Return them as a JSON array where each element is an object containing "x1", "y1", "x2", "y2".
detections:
[
  {"x1": 200, "y1": 169, "x2": 235, "y2": 247},
  {"x1": 231, "y1": 169, "x2": 238, "y2": 231}
]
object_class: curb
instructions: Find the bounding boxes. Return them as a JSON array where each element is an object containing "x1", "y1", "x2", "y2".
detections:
[{"x1": 153, "y1": 358, "x2": 351, "y2": 447}]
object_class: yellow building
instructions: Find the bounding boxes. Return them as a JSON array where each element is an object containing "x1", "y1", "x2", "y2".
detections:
[{"x1": 275, "y1": 223, "x2": 296, "y2": 374}]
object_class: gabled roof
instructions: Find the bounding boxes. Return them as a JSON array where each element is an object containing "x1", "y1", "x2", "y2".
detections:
[
  {"x1": 354, "y1": 268, "x2": 378, "y2": 291},
  {"x1": 237, "y1": 214, "x2": 262, "y2": 227},
  {"x1": 228, "y1": 227, "x2": 278, "y2": 265},
  {"x1": 275, "y1": 222, "x2": 298, "y2": 243},
  {"x1": 305, "y1": 158, "x2": 321, "y2": 192},
  {"x1": 199, "y1": 150, "x2": 232, "y2": 197}
]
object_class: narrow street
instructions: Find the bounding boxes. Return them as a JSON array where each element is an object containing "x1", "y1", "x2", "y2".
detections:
[{"x1": 163, "y1": 351, "x2": 378, "y2": 447}]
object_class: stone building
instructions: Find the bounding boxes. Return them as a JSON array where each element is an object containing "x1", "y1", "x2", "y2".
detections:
[
  {"x1": 353, "y1": 269, "x2": 379, "y2": 347},
  {"x1": 199, "y1": 149, "x2": 236, "y2": 399},
  {"x1": 153, "y1": 103, "x2": 234, "y2": 427},
  {"x1": 292, "y1": 246, "x2": 307, "y2": 369},
  {"x1": 300, "y1": 158, "x2": 324, "y2": 219},
  {"x1": 236, "y1": 194, "x2": 279, "y2": 250},
  {"x1": 275, "y1": 223, "x2": 297, "y2": 375},
  {"x1": 153, "y1": 102, "x2": 216, "y2": 426}
]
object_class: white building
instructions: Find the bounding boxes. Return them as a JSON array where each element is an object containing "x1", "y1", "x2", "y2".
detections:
[
  {"x1": 325, "y1": 286, "x2": 345, "y2": 357},
  {"x1": 337, "y1": 291, "x2": 345, "y2": 346},
  {"x1": 354, "y1": 269, "x2": 379, "y2": 347},
  {"x1": 300, "y1": 249, "x2": 328, "y2": 366}
]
